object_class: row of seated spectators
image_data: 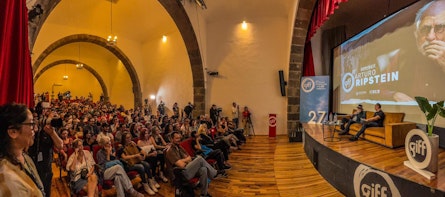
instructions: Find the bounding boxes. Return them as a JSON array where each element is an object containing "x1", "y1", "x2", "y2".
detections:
[{"x1": 38, "y1": 98, "x2": 246, "y2": 196}]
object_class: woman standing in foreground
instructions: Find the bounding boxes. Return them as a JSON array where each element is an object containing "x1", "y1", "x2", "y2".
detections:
[{"x1": 0, "y1": 103, "x2": 45, "y2": 197}]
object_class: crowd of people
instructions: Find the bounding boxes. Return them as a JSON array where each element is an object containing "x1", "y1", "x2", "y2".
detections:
[{"x1": 0, "y1": 96, "x2": 248, "y2": 197}]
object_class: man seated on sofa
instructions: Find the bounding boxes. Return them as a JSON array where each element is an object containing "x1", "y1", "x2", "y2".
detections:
[
  {"x1": 349, "y1": 103, "x2": 385, "y2": 141},
  {"x1": 339, "y1": 104, "x2": 366, "y2": 135}
]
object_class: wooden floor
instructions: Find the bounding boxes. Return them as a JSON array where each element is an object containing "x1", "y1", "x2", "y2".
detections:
[{"x1": 51, "y1": 135, "x2": 342, "y2": 197}]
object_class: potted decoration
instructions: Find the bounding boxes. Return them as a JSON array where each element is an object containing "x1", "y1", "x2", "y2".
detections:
[
  {"x1": 414, "y1": 96, "x2": 444, "y2": 173},
  {"x1": 415, "y1": 96, "x2": 444, "y2": 136}
]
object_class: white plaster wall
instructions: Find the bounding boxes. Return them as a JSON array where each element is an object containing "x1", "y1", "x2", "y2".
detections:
[
  {"x1": 182, "y1": 1, "x2": 297, "y2": 135},
  {"x1": 140, "y1": 31, "x2": 193, "y2": 116},
  {"x1": 205, "y1": 17, "x2": 290, "y2": 135},
  {"x1": 106, "y1": 59, "x2": 134, "y2": 107}
]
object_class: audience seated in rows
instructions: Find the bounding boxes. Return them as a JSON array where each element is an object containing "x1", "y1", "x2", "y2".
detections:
[
  {"x1": 96, "y1": 137, "x2": 144, "y2": 197},
  {"x1": 166, "y1": 131, "x2": 218, "y2": 197},
  {"x1": 34, "y1": 96, "x2": 246, "y2": 196},
  {"x1": 118, "y1": 132, "x2": 158, "y2": 195},
  {"x1": 191, "y1": 130, "x2": 230, "y2": 176}
]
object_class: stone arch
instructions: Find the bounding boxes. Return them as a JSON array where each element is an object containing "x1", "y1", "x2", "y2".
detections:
[
  {"x1": 158, "y1": 0, "x2": 205, "y2": 116},
  {"x1": 29, "y1": 0, "x2": 316, "y2": 132},
  {"x1": 29, "y1": 0, "x2": 206, "y2": 117},
  {"x1": 286, "y1": 0, "x2": 317, "y2": 133},
  {"x1": 32, "y1": 34, "x2": 142, "y2": 107},
  {"x1": 33, "y1": 59, "x2": 109, "y2": 101}
]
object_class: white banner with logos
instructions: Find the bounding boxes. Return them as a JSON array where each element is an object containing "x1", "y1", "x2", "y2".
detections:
[{"x1": 300, "y1": 76, "x2": 330, "y2": 124}]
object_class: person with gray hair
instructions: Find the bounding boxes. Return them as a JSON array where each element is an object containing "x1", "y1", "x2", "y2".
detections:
[
  {"x1": 414, "y1": 0, "x2": 445, "y2": 70},
  {"x1": 391, "y1": 0, "x2": 445, "y2": 102}
]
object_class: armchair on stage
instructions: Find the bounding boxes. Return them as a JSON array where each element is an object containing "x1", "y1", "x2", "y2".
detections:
[{"x1": 346, "y1": 111, "x2": 416, "y2": 148}]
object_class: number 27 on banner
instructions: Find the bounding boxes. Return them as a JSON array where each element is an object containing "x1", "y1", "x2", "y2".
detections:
[{"x1": 307, "y1": 111, "x2": 327, "y2": 124}]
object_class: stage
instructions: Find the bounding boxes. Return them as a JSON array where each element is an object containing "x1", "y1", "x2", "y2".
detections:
[{"x1": 303, "y1": 124, "x2": 445, "y2": 196}]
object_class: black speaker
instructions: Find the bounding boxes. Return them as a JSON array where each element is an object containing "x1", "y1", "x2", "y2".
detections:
[{"x1": 278, "y1": 70, "x2": 287, "y2": 96}]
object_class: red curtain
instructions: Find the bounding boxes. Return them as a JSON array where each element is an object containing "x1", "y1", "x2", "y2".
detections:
[
  {"x1": 303, "y1": 42, "x2": 315, "y2": 76},
  {"x1": 303, "y1": 0, "x2": 348, "y2": 76},
  {"x1": 0, "y1": 0, "x2": 34, "y2": 107}
]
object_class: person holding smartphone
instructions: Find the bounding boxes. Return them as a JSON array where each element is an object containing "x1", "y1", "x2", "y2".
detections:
[{"x1": 28, "y1": 108, "x2": 63, "y2": 197}]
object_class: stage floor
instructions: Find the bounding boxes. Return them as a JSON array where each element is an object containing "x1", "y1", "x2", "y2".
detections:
[{"x1": 303, "y1": 123, "x2": 445, "y2": 193}]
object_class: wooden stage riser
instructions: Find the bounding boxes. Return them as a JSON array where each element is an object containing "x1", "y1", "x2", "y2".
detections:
[{"x1": 304, "y1": 133, "x2": 445, "y2": 196}]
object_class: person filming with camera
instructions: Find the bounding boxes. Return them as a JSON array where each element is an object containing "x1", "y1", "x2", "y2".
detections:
[{"x1": 28, "y1": 108, "x2": 63, "y2": 197}]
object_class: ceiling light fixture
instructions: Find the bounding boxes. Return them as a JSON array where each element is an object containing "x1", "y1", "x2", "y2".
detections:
[
  {"x1": 63, "y1": 64, "x2": 68, "y2": 80},
  {"x1": 76, "y1": 63, "x2": 83, "y2": 69},
  {"x1": 76, "y1": 42, "x2": 83, "y2": 69},
  {"x1": 107, "y1": 0, "x2": 117, "y2": 45}
]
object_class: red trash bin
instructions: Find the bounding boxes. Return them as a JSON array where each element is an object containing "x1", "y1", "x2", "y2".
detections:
[{"x1": 269, "y1": 114, "x2": 277, "y2": 138}]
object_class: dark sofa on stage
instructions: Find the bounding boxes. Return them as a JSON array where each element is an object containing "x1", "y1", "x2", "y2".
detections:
[{"x1": 346, "y1": 111, "x2": 416, "y2": 148}]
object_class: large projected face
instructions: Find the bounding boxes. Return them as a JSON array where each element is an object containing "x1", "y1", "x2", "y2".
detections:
[
  {"x1": 415, "y1": 1, "x2": 445, "y2": 68},
  {"x1": 332, "y1": 0, "x2": 445, "y2": 127}
]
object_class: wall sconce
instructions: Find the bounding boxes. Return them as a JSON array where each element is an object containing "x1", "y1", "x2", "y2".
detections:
[
  {"x1": 150, "y1": 95, "x2": 156, "y2": 100},
  {"x1": 242, "y1": 21, "x2": 248, "y2": 30},
  {"x1": 162, "y1": 35, "x2": 167, "y2": 43}
]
